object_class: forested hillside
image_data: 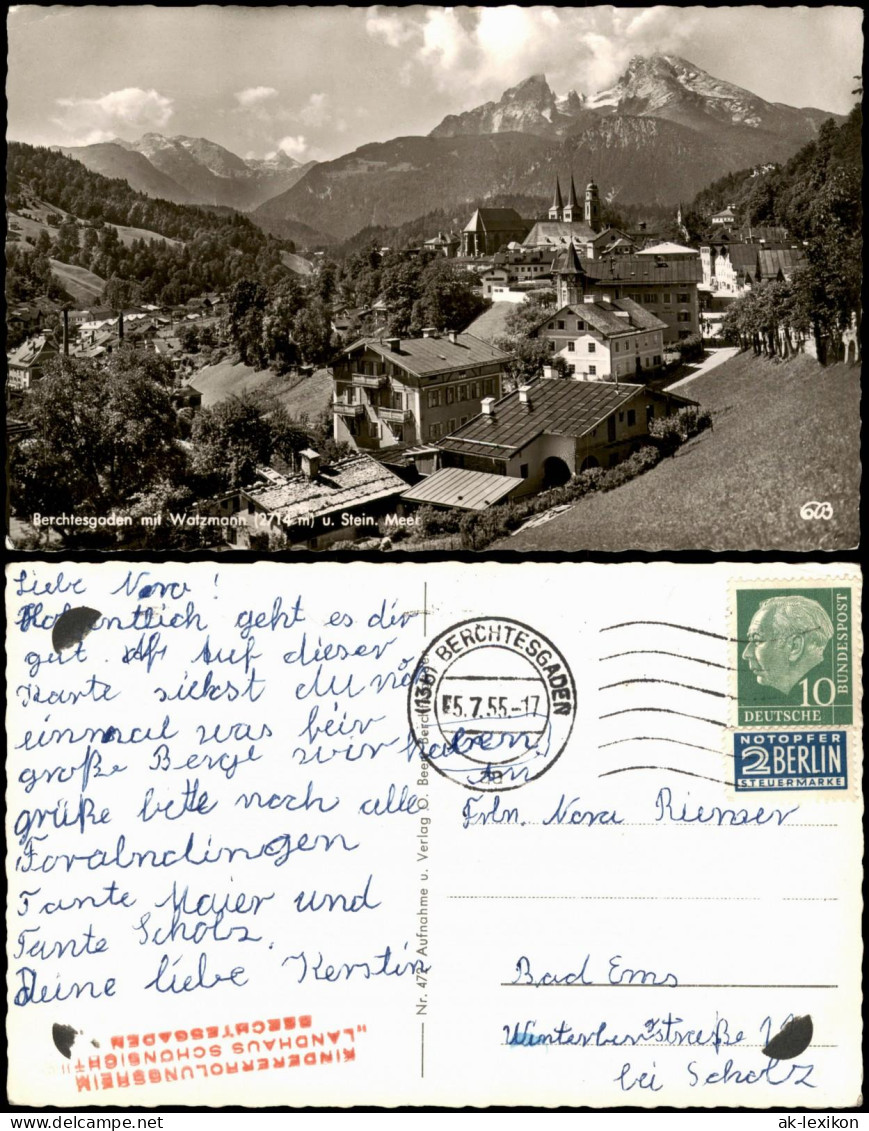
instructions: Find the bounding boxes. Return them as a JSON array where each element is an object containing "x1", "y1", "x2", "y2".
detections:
[{"x1": 6, "y1": 143, "x2": 293, "y2": 308}]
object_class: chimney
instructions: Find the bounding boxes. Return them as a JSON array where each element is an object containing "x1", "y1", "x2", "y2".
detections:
[
  {"x1": 118, "y1": 309, "x2": 124, "y2": 342},
  {"x1": 421, "y1": 327, "x2": 437, "y2": 338},
  {"x1": 481, "y1": 397, "x2": 495, "y2": 416},
  {"x1": 600, "y1": 293, "x2": 611, "y2": 303},
  {"x1": 518, "y1": 385, "x2": 531, "y2": 404},
  {"x1": 299, "y1": 448, "x2": 321, "y2": 480},
  {"x1": 62, "y1": 309, "x2": 69, "y2": 357},
  {"x1": 447, "y1": 329, "x2": 458, "y2": 344},
  {"x1": 384, "y1": 337, "x2": 401, "y2": 353}
]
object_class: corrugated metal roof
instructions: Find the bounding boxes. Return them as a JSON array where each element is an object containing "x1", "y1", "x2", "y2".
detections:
[
  {"x1": 636, "y1": 242, "x2": 700, "y2": 256},
  {"x1": 757, "y1": 247, "x2": 805, "y2": 279},
  {"x1": 402, "y1": 467, "x2": 523, "y2": 511}
]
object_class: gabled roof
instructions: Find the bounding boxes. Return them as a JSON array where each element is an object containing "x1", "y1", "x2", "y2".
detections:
[
  {"x1": 636, "y1": 242, "x2": 700, "y2": 256},
  {"x1": 534, "y1": 299, "x2": 666, "y2": 338},
  {"x1": 565, "y1": 175, "x2": 579, "y2": 211},
  {"x1": 439, "y1": 378, "x2": 694, "y2": 459},
  {"x1": 524, "y1": 220, "x2": 599, "y2": 246},
  {"x1": 233, "y1": 454, "x2": 406, "y2": 525},
  {"x1": 756, "y1": 247, "x2": 805, "y2": 279},
  {"x1": 345, "y1": 332, "x2": 510, "y2": 380},
  {"x1": 7, "y1": 335, "x2": 55, "y2": 367},
  {"x1": 402, "y1": 467, "x2": 523, "y2": 511},
  {"x1": 463, "y1": 208, "x2": 528, "y2": 233}
]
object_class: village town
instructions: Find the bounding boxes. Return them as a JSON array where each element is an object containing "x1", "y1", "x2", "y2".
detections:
[{"x1": 6, "y1": 13, "x2": 861, "y2": 553}]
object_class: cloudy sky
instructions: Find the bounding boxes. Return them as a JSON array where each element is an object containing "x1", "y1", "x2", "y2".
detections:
[{"x1": 7, "y1": 5, "x2": 863, "y2": 162}]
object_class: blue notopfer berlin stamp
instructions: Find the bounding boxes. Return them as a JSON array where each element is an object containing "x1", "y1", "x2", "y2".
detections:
[{"x1": 733, "y1": 731, "x2": 848, "y2": 791}]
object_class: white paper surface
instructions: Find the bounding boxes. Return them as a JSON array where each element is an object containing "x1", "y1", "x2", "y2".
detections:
[{"x1": 6, "y1": 562, "x2": 862, "y2": 1108}]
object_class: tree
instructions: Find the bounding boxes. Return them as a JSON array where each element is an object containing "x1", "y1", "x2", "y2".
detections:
[
  {"x1": 11, "y1": 354, "x2": 185, "y2": 530},
  {"x1": 190, "y1": 393, "x2": 274, "y2": 490},
  {"x1": 410, "y1": 258, "x2": 487, "y2": 334},
  {"x1": 292, "y1": 297, "x2": 333, "y2": 364},
  {"x1": 103, "y1": 275, "x2": 143, "y2": 311},
  {"x1": 226, "y1": 280, "x2": 268, "y2": 368},
  {"x1": 494, "y1": 300, "x2": 555, "y2": 388}
]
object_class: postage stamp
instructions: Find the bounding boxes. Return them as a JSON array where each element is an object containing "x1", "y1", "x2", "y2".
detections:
[
  {"x1": 735, "y1": 585, "x2": 854, "y2": 727},
  {"x1": 732, "y1": 730, "x2": 848, "y2": 792},
  {"x1": 408, "y1": 617, "x2": 576, "y2": 791}
]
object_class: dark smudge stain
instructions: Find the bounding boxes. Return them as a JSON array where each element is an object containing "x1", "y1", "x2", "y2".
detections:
[
  {"x1": 52, "y1": 1023, "x2": 79, "y2": 1059},
  {"x1": 51, "y1": 607, "x2": 101, "y2": 653},
  {"x1": 762, "y1": 1014, "x2": 813, "y2": 1059}
]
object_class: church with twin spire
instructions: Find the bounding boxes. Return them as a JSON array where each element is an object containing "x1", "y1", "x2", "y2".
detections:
[{"x1": 522, "y1": 174, "x2": 633, "y2": 258}]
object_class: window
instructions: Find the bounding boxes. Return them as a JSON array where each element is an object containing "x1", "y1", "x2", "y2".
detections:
[
  {"x1": 588, "y1": 364, "x2": 596, "y2": 376},
  {"x1": 588, "y1": 342, "x2": 595, "y2": 353},
  {"x1": 448, "y1": 418, "x2": 456, "y2": 434},
  {"x1": 520, "y1": 464, "x2": 529, "y2": 479},
  {"x1": 627, "y1": 409, "x2": 636, "y2": 426},
  {"x1": 548, "y1": 322, "x2": 555, "y2": 330},
  {"x1": 446, "y1": 387, "x2": 454, "y2": 405},
  {"x1": 460, "y1": 416, "x2": 469, "y2": 426},
  {"x1": 644, "y1": 357, "x2": 650, "y2": 367},
  {"x1": 653, "y1": 355, "x2": 662, "y2": 366},
  {"x1": 457, "y1": 384, "x2": 467, "y2": 401},
  {"x1": 644, "y1": 293, "x2": 656, "y2": 305},
  {"x1": 662, "y1": 293, "x2": 672, "y2": 304},
  {"x1": 549, "y1": 341, "x2": 556, "y2": 352},
  {"x1": 677, "y1": 311, "x2": 691, "y2": 323},
  {"x1": 470, "y1": 382, "x2": 479, "y2": 398},
  {"x1": 557, "y1": 320, "x2": 565, "y2": 329},
  {"x1": 567, "y1": 341, "x2": 575, "y2": 352},
  {"x1": 576, "y1": 320, "x2": 584, "y2": 331},
  {"x1": 484, "y1": 379, "x2": 494, "y2": 396},
  {"x1": 618, "y1": 412, "x2": 624, "y2": 422},
  {"x1": 428, "y1": 423, "x2": 442, "y2": 440},
  {"x1": 677, "y1": 293, "x2": 689, "y2": 303},
  {"x1": 391, "y1": 390, "x2": 404, "y2": 410},
  {"x1": 428, "y1": 390, "x2": 441, "y2": 408},
  {"x1": 633, "y1": 293, "x2": 643, "y2": 304}
]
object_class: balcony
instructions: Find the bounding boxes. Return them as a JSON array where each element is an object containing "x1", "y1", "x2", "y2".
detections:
[
  {"x1": 378, "y1": 405, "x2": 413, "y2": 423},
  {"x1": 332, "y1": 398, "x2": 365, "y2": 418},
  {"x1": 351, "y1": 370, "x2": 389, "y2": 389}
]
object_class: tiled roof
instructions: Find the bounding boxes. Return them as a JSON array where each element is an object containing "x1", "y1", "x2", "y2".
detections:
[
  {"x1": 524, "y1": 220, "x2": 599, "y2": 245},
  {"x1": 577, "y1": 254, "x2": 703, "y2": 285},
  {"x1": 237, "y1": 455, "x2": 406, "y2": 525},
  {"x1": 439, "y1": 379, "x2": 644, "y2": 458},
  {"x1": 402, "y1": 466, "x2": 523, "y2": 511},
  {"x1": 349, "y1": 333, "x2": 510, "y2": 378},
  {"x1": 536, "y1": 299, "x2": 666, "y2": 338}
]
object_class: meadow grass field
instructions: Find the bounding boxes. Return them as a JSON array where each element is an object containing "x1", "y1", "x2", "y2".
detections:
[
  {"x1": 192, "y1": 358, "x2": 333, "y2": 421},
  {"x1": 497, "y1": 352, "x2": 860, "y2": 552}
]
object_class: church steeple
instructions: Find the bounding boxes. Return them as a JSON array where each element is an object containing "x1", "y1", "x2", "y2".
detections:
[
  {"x1": 556, "y1": 241, "x2": 584, "y2": 305},
  {"x1": 548, "y1": 176, "x2": 563, "y2": 221},
  {"x1": 563, "y1": 174, "x2": 579, "y2": 222}
]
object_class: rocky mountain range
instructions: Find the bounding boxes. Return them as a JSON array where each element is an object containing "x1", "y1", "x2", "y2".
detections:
[
  {"x1": 253, "y1": 55, "x2": 843, "y2": 243},
  {"x1": 431, "y1": 55, "x2": 838, "y2": 143},
  {"x1": 52, "y1": 54, "x2": 844, "y2": 245},
  {"x1": 57, "y1": 133, "x2": 315, "y2": 211}
]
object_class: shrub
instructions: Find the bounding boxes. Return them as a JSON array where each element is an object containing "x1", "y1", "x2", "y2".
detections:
[
  {"x1": 414, "y1": 504, "x2": 463, "y2": 538},
  {"x1": 678, "y1": 405, "x2": 713, "y2": 438},
  {"x1": 649, "y1": 414, "x2": 685, "y2": 457}
]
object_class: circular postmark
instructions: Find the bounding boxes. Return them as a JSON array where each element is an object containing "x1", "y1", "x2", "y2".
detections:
[{"x1": 408, "y1": 616, "x2": 577, "y2": 791}]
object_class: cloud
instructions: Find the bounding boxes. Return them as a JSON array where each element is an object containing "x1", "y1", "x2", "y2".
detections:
[
  {"x1": 298, "y1": 92, "x2": 330, "y2": 127},
  {"x1": 53, "y1": 86, "x2": 173, "y2": 144},
  {"x1": 363, "y1": 5, "x2": 701, "y2": 98},
  {"x1": 235, "y1": 85, "x2": 279, "y2": 107},
  {"x1": 365, "y1": 6, "x2": 418, "y2": 48},
  {"x1": 268, "y1": 134, "x2": 309, "y2": 160}
]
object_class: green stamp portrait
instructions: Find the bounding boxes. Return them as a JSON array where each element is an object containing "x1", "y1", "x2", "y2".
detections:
[{"x1": 736, "y1": 587, "x2": 853, "y2": 726}]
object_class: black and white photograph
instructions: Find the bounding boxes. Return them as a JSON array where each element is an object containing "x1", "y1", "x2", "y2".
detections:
[{"x1": 5, "y1": 5, "x2": 862, "y2": 552}]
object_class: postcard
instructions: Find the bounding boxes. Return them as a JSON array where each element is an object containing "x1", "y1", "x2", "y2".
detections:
[
  {"x1": 5, "y1": 6, "x2": 862, "y2": 554},
  {"x1": 6, "y1": 561, "x2": 862, "y2": 1108}
]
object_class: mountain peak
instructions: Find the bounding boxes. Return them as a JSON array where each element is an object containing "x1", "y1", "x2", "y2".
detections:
[{"x1": 503, "y1": 73, "x2": 554, "y2": 103}]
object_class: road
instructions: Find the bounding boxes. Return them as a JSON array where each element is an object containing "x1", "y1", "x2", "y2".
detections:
[{"x1": 667, "y1": 346, "x2": 739, "y2": 391}]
